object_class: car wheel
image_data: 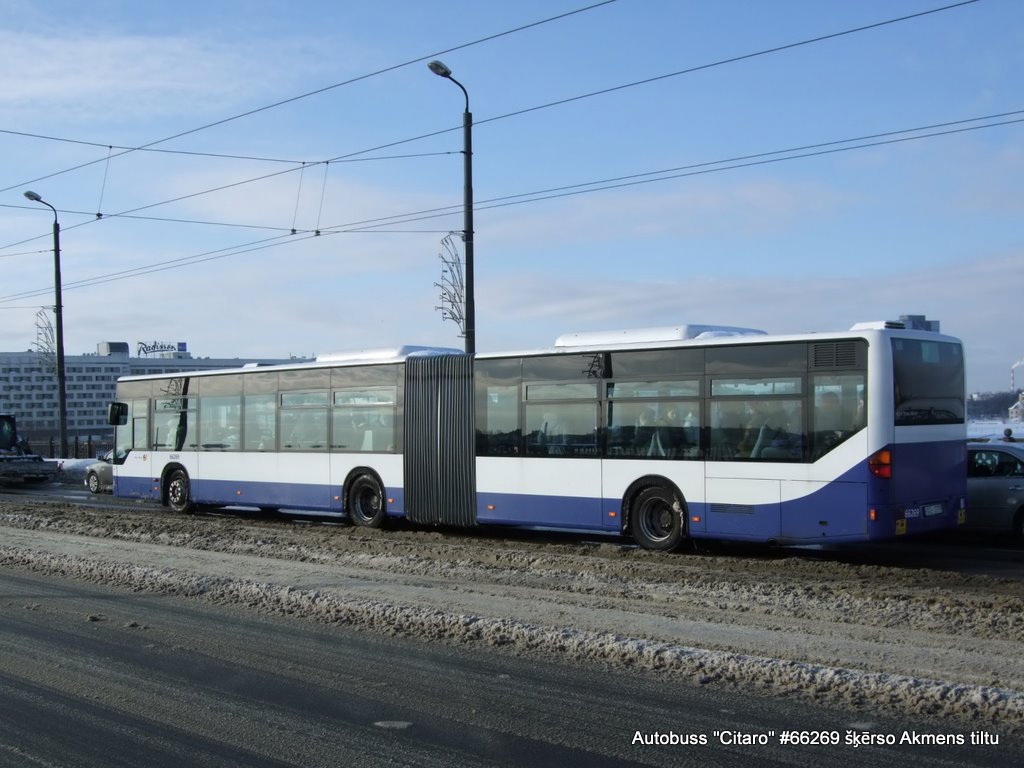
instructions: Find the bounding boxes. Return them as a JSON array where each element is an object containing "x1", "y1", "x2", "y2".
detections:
[{"x1": 87, "y1": 472, "x2": 100, "y2": 494}]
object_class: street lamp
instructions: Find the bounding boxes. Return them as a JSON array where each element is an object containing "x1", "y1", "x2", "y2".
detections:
[
  {"x1": 428, "y1": 59, "x2": 475, "y2": 355},
  {"x1": 23, "y1": 190, "x2": 68, "y2": 458}
]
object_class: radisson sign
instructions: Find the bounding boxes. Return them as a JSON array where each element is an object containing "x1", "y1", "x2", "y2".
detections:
[{"x1": 137, "y1": 341, "x2": 186, "y2": 356}]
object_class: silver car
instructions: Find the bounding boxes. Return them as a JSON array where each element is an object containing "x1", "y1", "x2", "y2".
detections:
[
  {"x1": 966, "y1": 441, "x2": 1024, "y2": 538},
  {"x1": 84, "y1": 449, "x2": 125, "y2": 494}
]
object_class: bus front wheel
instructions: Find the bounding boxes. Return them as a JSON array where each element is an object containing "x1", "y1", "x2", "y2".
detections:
[
  {"x1": 347, "y1": 474, "x2": 386, "y2": 528},
  {"x1": 167, "y1": 469, "x2": 194, "y2": 514},
  {"x1": 631, "y1": 485, "x2": 685, "y2": 552}
]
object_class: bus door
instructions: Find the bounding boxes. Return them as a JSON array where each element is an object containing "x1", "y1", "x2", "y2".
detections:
[
  {"x1": 473, "y1": 358, "x2": 604, "y2": 530},
  {"x1": 112, "y1": 398, "x2": 158, "y2": 501}
]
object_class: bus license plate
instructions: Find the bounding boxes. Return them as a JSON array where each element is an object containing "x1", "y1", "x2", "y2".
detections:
[{"x1": 904, "y1": 503, "x2": 945, "y2": 519}]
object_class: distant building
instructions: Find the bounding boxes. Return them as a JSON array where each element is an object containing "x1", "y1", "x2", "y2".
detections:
[
  {"x1": 1011, "y1": 394, "x2": 1024, "y2": 423},
  {"x1": 0, "y1": 341, "x2": 305, "y2": 447}
]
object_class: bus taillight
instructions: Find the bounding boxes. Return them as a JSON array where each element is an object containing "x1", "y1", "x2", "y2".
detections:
[{"x1": 869, "y1": 448, "x2": 892, "y2": 478}]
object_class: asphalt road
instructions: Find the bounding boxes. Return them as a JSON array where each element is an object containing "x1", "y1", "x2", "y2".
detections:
[{"x1": 0, "y1": 568, "x2": 1020, "y2": 768}]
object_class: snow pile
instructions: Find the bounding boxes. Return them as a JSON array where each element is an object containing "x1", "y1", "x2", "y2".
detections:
[
  {"x1": 43, "y1": 458, "x2": 94, "y2": 484},
  {"x1": 969, "y1": 419, "x2": 1021, "y2": 441},
  {"x1": 1, "y1": 544, "x2": 1021, "y2": 733}
]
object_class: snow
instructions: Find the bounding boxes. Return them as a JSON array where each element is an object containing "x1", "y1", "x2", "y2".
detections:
[
  {"x1": 0, "y1": 503, "x2": 1022, "y2": 737},
  {"x1": 9, "y1": 420, "x2": 1019, "y2": 736},
  {"x1": 969, "y1": 419, "x2": 1021, "y2": 441}
]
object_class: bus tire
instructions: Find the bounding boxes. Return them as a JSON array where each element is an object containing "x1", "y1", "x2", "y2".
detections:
[
  {"x1": 167, "y1": 469, "x2": 194, "y2": 514},
  {"x1": 631, "y1": 485, "x2": 685, "y2": 551},
  {"x1": 347, "y1": 474, "x2": 386, "y2": 528}
]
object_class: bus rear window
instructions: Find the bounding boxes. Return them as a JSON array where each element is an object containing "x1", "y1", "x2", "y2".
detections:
[{"x1": 892, "y1": 339, "x2": 964, "y2": 425}]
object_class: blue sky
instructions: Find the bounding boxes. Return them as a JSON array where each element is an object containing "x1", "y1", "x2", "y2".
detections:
[{"x1": 1, "y1": 0, "x2": 1021, "y2": 393}]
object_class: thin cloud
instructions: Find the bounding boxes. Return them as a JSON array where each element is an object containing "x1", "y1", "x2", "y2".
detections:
[{"x1": 0, "y1": 30, "x2": 334, "y2": 124}]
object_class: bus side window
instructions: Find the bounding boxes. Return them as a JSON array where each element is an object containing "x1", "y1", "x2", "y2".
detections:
[
  {"x1": 476, "y1": 385, "x2": 519, "y2": 456},
  {"x1": 525, "y1": 403, "x2": 596, "y2": 457},
  {"x1": 811, "y1": 374, "x2": 865, "y2": 459},
  {"x1": 708, "y1": 401, "x2": 744, "y2": 460},
  {"x1": 244, "y1": 394, "x2": 277, "y2": 451}
]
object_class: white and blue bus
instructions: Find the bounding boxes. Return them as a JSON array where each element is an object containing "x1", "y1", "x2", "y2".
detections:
[{"x1": 107, "y1": 320, "x2": 966, "y2": 550}]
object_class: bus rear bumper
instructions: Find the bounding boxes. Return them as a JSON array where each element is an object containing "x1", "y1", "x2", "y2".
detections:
[{"x1": 873, "y1": 497, "x2": 966, "y2": 539}]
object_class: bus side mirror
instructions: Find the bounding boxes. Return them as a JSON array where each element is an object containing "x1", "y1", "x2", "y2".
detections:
[{"x1": 107, "y1": 402, "x2": 128, "y2": 426}]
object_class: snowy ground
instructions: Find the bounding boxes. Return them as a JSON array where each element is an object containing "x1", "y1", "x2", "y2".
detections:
[
  {"x1": 969, "y1": 419, "x2": 1022, "y2": 441},
  {"x1": 0, "y1": 497, "x2": 1021, "y2": 739},
  {"x1": 10, "y1": 419, "x2": 1020, "y2": 737}
]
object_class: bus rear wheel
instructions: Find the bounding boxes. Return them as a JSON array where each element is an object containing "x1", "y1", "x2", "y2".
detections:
[
  {"x1": 167, "y1": 469, "x2": 194, "y2": 514},
  {"x1": 347, "y1": 474, "x2": 386, "y2": 528},
  {"x1": 631, "y1": 485, "x2": 685, "y2": 551}
]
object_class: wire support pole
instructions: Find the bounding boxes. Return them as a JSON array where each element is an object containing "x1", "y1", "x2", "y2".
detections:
[
  {"x1": 23, "y1": 190, "x2": 68, "y2": 457},
  {"x1": 429, "y1": 59, "x2": 475, "y2": 355}
]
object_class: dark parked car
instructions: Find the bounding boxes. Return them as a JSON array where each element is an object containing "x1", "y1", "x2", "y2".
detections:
[
  {"x1": 966, "y1": 441, "x2": 1024, "y2": 539},
  {"x1": 84, "y1": 449, "x2": 127, "y2": 494}
]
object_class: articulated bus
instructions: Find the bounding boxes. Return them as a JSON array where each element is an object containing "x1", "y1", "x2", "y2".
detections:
[{"x1": 107, "y1": 320, "x2": 966, "y2": 550}]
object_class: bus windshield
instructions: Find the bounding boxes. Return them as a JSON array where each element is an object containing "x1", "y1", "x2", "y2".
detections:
[{"x1": 892, "y1": 338, "x2": 965, "y2": 425}]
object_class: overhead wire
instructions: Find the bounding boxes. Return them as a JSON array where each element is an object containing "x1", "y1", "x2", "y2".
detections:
[
  {"x1": 2, "y1": 109, "x2": 1018, "y2": 303},
  {"x1": 290, "y1": 163, "x2": 308, "y2": 235},
  {"x1": 0, "y1": 0, "x2": 1000, "y2": 301},
  {"x1": 95, "y1": 145, "x2": 113, "y2": 216},
  {"x1": 0, "y1": 233, "x2": 303, "y2": 301},
  {"x1": 477, "y1": 0, "x2": 982, "y2": 128},
  {"x1": 302, "y1": 109, "x2": 1024, "y2": 233},
  {"x1": 0, "y1": 0, "x2": 620, "y2": 196},
  {"x1": 0, "y1": 127, "x2": 458, "y2": 165},
  {"x1": 5, "y1": 107, "x2": 1017, "y2": 243},
  {"x1": 315, "y1": 162, "x2": 331, "y2": 235},
  {"x1": 424, "y1": 109, "x2": 1024, "y2": 218},
  {"x1": 0, "y1": 0, "x2": 981, "y2": 248},
  {"x1": 0, "y1": 248, "x2": 51, "y2": 260}
]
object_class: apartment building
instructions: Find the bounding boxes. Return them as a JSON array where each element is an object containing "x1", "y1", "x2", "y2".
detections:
[{"x1": 0, "y1": 341, "x2": 302, "y2": 446}]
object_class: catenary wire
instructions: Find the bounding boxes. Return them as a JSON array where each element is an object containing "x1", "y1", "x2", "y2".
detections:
[
  {"x1": 1, "y1": 110, "x2": 1018, "y2": 303},
  {"x1": 0, "y1": 0, "x2": 981, "y2": 247},
  {"x1": 0, "y1": 0, "x2": 619, "y2": 195},
  {"x1": 0, "y1": 127, "x2": 457, "y2": 166},
  {"x1": 292, "y1": 110, "x2": 1024, "y2": 232},
  {"x1": 1, "y1": 108, "x2": 1018, "y2": 244}
]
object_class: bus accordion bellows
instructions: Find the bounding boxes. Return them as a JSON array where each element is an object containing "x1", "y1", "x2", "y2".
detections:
[{"x1": 106, "y1": 321, "x2": 967, "y2": 551}]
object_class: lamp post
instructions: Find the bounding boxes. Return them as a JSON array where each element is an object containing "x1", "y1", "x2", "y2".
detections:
[
  {"x1": 428, "y1": 59, "x2": 475, "y2": 355},
  {"x1": 23, "y1": 190, "x2": 68, "y2": 458}
]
